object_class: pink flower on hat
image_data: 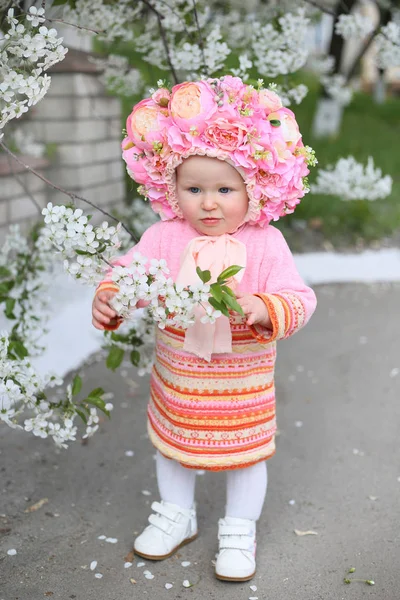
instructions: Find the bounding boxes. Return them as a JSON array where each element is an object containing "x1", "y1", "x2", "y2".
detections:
[
  {"x1": 269, "y1": 108, "x2": 302, "y2": 149},
  {"x1": 152, "y1": 87, "x2": 171, "y2": 107},
  {"x1": 204, "y1": 119, "x2": 247, "y2": 152},
  {"x1": 170, "y1": 81, "x2": 217, "y2": 133},
  {"x1": 258, "y1": 89, "x2": 283, "y2": 114},
  {"x1": 126, "y1": 98, "x2": 166, "y2": 150}
]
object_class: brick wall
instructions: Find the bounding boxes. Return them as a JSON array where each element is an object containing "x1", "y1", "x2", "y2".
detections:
[{"x1": 0, "y1": 50, "x2": 126, "y2": 242}]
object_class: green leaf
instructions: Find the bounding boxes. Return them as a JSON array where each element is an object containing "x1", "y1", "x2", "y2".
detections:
[
  {"x1": 221, "y1": 291, "x2": 244, "y2": 316},
  {"x1": 85, "y1": 397, "x2": 110, "y2": 417},
  {"x1": 75, "y1": 249, "x2": 93, "y2": 256},
  {"x1": 0, "y1": 281, "x2": 14, "y2": 295},
  {"x1": 220, "y1": 285, "x2": 236, "y2": 298},
  {"x1": 110, "y1": 331, "x2": 129, "y2": 343},
  {"x1": 208, "y1": 297, "x2": 229, "y2": 317},
  {"x1": 270, "y1": 119, "x2": 281, "y2": 127},
  {"x1": 106, "y1": 345, "x2": 124, "y2": 371},
  {"x1": 5, "y1": 298, "x2": 16, "y2": 319},
  {"x1": 0, "y1": 266, "x2": 11, "y2": 279},
  {"x1": 217, "y1": 265, "x2": 243, "y2": 283},
  {"x1": 71, "y1": 375, "x2": 82, "y2": 396},
  {"x1": 209, "y1": 283, "x2": 223, "y2": 302},
  {"x1": 9, "y1": 340, "x2": 28, "y2": 360},
  {"x1": 75, "y1": 408, "x2": 87, "y2": 424},
  {"x1": 130, "y1": 350, "x2": 140, "y2": 367},
  {"x1": 52, "y1": 0, "x2": 77, "y2": 6},
  {"x1": 88, "y1": 387, "x2": 105, "y2": 398},
  {"x1": 196, "y1": 267, "x2": 211, "y2": 283}
]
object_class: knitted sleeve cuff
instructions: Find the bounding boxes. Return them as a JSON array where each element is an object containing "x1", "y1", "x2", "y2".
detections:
[{"x1": 249, "y1": 291, "x2": 307, "y2": 343}]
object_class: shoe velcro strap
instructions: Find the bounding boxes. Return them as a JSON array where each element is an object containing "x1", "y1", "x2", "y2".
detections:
[
  {"x1": 148, "y1": 513, "x2": 174, "y2": 535},
  {"x1": 151, "y1": 501, "x2": 183, "y2": 523},
  {"x1": 219, "y1": 524, "x2": 251, "y2": 537},
  {"x1": 219, "y1": 537, "x2": 252, "y2": 550}
]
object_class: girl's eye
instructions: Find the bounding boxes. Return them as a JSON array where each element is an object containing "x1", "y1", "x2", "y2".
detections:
[
  {"x1": 189, "y1": 187, "x2": 201, "y2": 194},
  {"x1": 219, "y1": 187, "x2": 231, "y2": 194}
]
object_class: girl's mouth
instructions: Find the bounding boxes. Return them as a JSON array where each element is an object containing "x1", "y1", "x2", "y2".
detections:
[{"x1": 201, "y1": 218, "x2": 221, "y2": 224}]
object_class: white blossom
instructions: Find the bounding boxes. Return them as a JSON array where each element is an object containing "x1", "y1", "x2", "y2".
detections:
[
  {"x1": 335, "y1": 13, "x2": 375, "y2": 40},
  {"x1": 321, "y1": 74, "x2": 353, "y2": 106},
  {"x1": 311, "y1": 156, "x2": 393, "y2": 201},
  {"x1": 26, "y1": 6, "x2": 46, "y2": 28},
  {"x1": 0, "y1": 7, "x2": 67, "y2": 130},
  {"x1": 252, "y1": 10, "x2": 310, "y2": 78},
  {"x1": 200, "y1": 306, "x2": 222, "y2": 325},
  {"x1": 375, "y1": 22, "x2": 400, "y2": 69}
]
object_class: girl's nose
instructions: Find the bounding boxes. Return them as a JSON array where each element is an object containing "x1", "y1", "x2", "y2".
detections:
[{"x1": 201, "y1": 194, "x2": 217, "y2": 210}]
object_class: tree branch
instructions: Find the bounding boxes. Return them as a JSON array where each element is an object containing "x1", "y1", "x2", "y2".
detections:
[
  {"x1": 192, "y1": 0, "x2": 208, "y2": 76},
  {"x1": 45, "y1": 17, "x2": 104, "y2": 35},
  {"x1": 0, "y1": 142, "x2": 138, "y2": 242},
  {"x1": 156, "y1": 13, "x2": 179, "y2": 84},
  {"x1": 5, "y1": 152, "x2": 42, "y2": 215},
  {"x1": 138, "y1": 0, "x2": 165, "y2": 21},
  {"x1": 345, "y1": 23, "x2": 381, "y2": 83},
  {"x1": 139, "y1": 0, "x2": 179, "y2": 83}
]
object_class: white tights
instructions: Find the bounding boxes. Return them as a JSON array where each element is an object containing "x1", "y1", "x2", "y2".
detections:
[{"x1": 156, "y1": 451, "x2": 267, "y2": 521}]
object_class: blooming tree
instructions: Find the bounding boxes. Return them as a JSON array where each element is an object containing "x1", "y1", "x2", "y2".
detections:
[{"x1": 0, "y1": 0, "x2": 398, "y2": 445}]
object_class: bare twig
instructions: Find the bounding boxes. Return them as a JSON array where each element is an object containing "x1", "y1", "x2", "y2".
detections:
[
  {"x1": 138, "y1": 0, "x2": 165, "y2": 21},
  {"x1": 156, "y1": 0, "x2": 193, "y2": 43},
  {"x1": 139, "y1": 0, "x2": 179, "y2": 83},
  {"x1": 157, "y1": 13, "x2": 179, "y2": 84},
  {"x1": 101, "y1": 256, "x2": 113, "y2": 268},
  {"x1": 192, "y1": 0, "x2": 208, "y2": 76},
  {"x1": 5, "y1": 152, "x2": 42, "y2": 214},
  {"x1": 0, "y1": 142, "x2": 138, "y2": 242},
  {"x1": 45, "y1": 17, "x2": 105, "y2": 35}
]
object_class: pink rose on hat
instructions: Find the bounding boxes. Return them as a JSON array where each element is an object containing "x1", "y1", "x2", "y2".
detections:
[
  {"x1": 204, "y1": 119, "x2": 247, "y2": 152},
  {"x1": 170, "y1": 81, "x2": 217, "y2": 133}
]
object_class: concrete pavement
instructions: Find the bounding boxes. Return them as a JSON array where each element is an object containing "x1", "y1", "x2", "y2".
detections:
[{"x1": 1, "y1": 283, "x2": 400, "y2": 600}]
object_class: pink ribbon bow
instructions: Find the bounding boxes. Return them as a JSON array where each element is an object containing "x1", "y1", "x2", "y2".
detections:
[{"x1": 175, "y1": 234, "x2": 247, "y2": 361}]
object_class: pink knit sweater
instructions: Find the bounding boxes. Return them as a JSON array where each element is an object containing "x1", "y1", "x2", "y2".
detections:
[
  {"x1": 98, "y1": 219, "x2": 316, "y2": 469},
  {"x1": 108, "y1": 218, "x2": 316, "y2": 339}
]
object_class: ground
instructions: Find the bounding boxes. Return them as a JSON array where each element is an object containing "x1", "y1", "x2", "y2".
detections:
[{"x1": 1, "y1": 283, "x2": 400, "y2": 600}]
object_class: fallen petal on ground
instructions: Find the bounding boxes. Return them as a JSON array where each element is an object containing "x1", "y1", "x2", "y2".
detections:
[{"x1": 294, "y1": 529, "x2": 318, "y2": 536}]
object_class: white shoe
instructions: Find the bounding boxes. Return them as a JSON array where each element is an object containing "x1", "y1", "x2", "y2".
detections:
[
  {"x1": 134, "y1": 501, "x2": 197, "y2": 560},
  {"x1": 215, "y1": 516, "x2": 256, "y2": 581}
]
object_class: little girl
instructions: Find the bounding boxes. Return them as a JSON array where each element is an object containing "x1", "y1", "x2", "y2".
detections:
[{"x1": 92, "y1": 76, "x2": 317, "y2": 582}]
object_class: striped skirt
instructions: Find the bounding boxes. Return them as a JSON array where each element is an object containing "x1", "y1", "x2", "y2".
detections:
[{"x1": 147, "y1": 318, "x2": 277, "y2": 470}]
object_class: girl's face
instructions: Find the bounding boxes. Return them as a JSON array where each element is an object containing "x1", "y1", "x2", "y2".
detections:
[{"x1": 176, "y1": 156, "x2": 249, "y2": 236}]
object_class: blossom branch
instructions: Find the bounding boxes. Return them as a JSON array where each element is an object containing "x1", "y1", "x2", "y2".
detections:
[{"x1": 0, "y1": 142, "x2": 138, "y2": 242}]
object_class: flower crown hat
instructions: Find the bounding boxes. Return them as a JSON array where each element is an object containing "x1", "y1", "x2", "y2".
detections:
[{"x1": 122, "y1": 76, "x2": 316, "y2": 226}]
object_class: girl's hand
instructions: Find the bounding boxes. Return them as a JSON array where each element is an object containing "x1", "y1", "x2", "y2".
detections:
[
  {"x1": 92, "y1": 290, "x2": 120, "y2": 330},
  {"x1": 235, "y1": 291, "x2": 272, "y2": 328}
]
